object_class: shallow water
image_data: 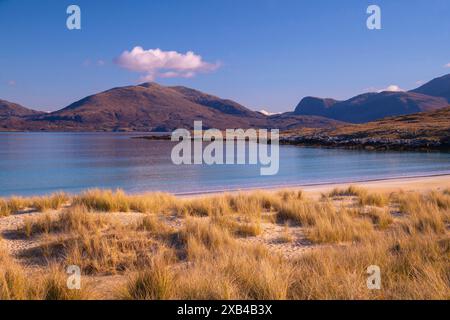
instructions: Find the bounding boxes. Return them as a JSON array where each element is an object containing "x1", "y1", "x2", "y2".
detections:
[{"x1": 0, "y1": 132, "x2": 449, "y2": 196}]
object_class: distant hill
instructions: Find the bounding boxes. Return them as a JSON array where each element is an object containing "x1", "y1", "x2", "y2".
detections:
[
  {"x1": 282, "y1": 106, "x2": 450, "y2": 151},
  {"x1": 0, "y1": 99, "x2": 43, "y2": 118},
  {"x1": 30, "y1": 82, "x2": 269, "y2": 131},
  {"x1": 293, "y1": 97, "x2": 338, "y2": 117},
  {"x1": 2, "y1": 73, "x2": 448, "y2": 132},
  {"x1": 410, "y1": 73, "x2": 450, "y2": 102},
  {"x1": 0, "y1": 83, "x2": 340, "y2": 131},
  {"x1": 267, "y1": 112, "x2": 345, "y2": 130},
  {"x1": 294, "y1": 74, "x2": 450, "y2": 123}
]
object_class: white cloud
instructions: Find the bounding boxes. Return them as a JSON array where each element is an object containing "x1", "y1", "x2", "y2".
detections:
[
  {"x1": 115, "y1": 47, "x2": 220, "y2": 81},
  {"x1": 259, "y1": 109, "x2": 281, "y2": 116},
  {"x1": 378, "y1": 85, "x2": 404, "y2": 93},
  {"x1": 7, "y1": 80, "x2": 16, "y2": 86},
  {"x1": 445, "y1": 62, "x2": 450, "y2": 68}
]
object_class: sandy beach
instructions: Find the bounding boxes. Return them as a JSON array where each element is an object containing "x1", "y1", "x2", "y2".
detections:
[
  {"x1": 183, "y1": 174, "x2": 450, "y2": 199},
  {"x1": 1, "y1": 174, "x2": 449, "y2": 299}
]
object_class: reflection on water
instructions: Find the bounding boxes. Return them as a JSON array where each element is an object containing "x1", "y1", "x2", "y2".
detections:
[{"x1": 0, "y1": 132, "x2": 449, "y2": 196}]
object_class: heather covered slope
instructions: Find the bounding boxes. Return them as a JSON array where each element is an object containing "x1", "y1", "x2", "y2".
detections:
[{"x1": 282, "y1": 106, "x2": 450, "y2": 150}]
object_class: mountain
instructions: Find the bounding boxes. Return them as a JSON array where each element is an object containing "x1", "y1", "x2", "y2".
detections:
[
  {"x1": 0, "y1": 83, "x2": 340, "y2": 131},
  {"x1": 282, "y1": 106, "x2": 450, "y2": 151},
  {"x1": 267, "y1": 112, "x2": 345, "y2": 130},
  {"x1": 294, "y1": 74, "x2": 450, "y2": 123},
  {"x1": 0, "y1": 99, "x2": 43, "y2": 118},
  {"x1": 293, "y1": 97, "x2": 338, "y2": 117},
  {"x1": 26, "y1": 82, "x2": 268, "y2": 131},
  {"x1": 4, "y1": 73, "x2": 448, "y2": 132},
  {"x1": 410, "y1": 74, "x2": 450, "y2": 102}
]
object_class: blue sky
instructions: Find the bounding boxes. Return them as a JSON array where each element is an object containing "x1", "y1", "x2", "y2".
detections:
[{"x1": 0, "y1": 0, "x2": 449, "y2": 112}]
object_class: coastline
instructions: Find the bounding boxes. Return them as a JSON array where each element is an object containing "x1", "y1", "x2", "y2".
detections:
[{"x1": 177, "y1": 173, "x2": 450, "y2": 198}]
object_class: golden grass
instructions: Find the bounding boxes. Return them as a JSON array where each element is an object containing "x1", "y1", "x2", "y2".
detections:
[
  {"x1": 359, "y1": 192, "x2": 389, "y2": 207},
  {"x1": 0, "y1": 243, "x2": 29, "y2": 299},
  {"x1": 1, "y1": 187, "x2": 449, "y2": 300},
  {"x1": 30, "y1": 192, "x2": 69, "y2": 212},
  {"x1": 212, "y1": 215, "x2": 263, "y2": 237},
  {"x1": 0, "y1": 241, "x2": 91, "y2": 300},
  {"x1": 289, "y1": 234, "x2": 449, "y2": 299},
  {"x1": 306, "y1": 208, "x2": 374, "y2": 244},
  {"x1": 73, "y1": 189, "x2": 176, "y2": 214},
  {"x1": 329, "y1": 185, "x2": 367, "y2": 198},
  {"x1": 21, "y1": 205, "x2": 108, "y2": 238},
  {"x1": 122, "y1": 219, "x2": 292, "y2": 300},
  {"x1": 73, "y1": 189, "x2": 131, "y2": 212},
  {"x1": 120, "y1": 253, "x2": 176, "y2": 300},
  {"x1": 0, "y1": 199, "x2": 11, "y2": 217},
  {"x1": 361, "y1": 207, "x2": 394, "y2": 229},
  {"x1": 0, "y1": 192, "x2": 69, "y2": 217},
  {"x1": 20, "y1": 205, "x2": 165, "y2": 275}
]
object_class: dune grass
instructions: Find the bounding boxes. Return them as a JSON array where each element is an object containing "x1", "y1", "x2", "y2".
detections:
[
  {"x1": 73, "y1": 189, "x2": 176, "y2": 214},
  {"x1": 328, "y1": 185, "x2": 367, "y2": 198},
  {"x1": 358, "y1": 192, "x2": 389, "y2": 207},
  {"x1": 0, "y1": 199, "x2": 11, "y2": 217},
  {"x1": 0, "y1": 186, "x2": 448, "y2": 300},
  {"x1": 0, "y1": 241, "x2": 92, "y2": 300}
]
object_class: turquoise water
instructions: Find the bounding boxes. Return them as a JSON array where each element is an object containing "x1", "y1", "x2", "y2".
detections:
[{"x1": 0, "y1": 132, "x2": 449, "y2": 196}]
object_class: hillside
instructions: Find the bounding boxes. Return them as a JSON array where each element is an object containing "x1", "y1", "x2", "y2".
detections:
[
  {"x1": 294, "y1": 74, "x2": 450, "y2": 123},
  {"x1": 0, "y1": 99, "x2": 43, "y2": 118},
  {"x1": 411, "y1": 73, "x2": 450, "y2": 102},
  {"x1": 282, "y1": 106, "x2": 450, "y2": 151},
  {"x1": 0, "y1": 83, "x2": 341, "y2": 132}
]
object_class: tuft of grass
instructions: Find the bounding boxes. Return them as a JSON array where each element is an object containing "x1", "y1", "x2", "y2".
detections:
[
  {"x1": 128, "y1": 193, "x2": 176, "y2": 214},
  {"x1": 22, "y1": 213, "x2": 53, "y2": 238},
  {"x1": 213, "y1": 216, "x2": 262, "y2": 237},
  {"x1": 329, "y1": 186, "x2": 367, "y2": 198},
  {"x1": 74, "y1": 189, "x2": 177, "y2": 214},
  {"x1": 21, "y1": 205, "x2": 108, "y2": 238},
  {"x1": 359, "y1": 192, "x2": 389, "y2": 207},
  {"x1": 394, "y1": 191, "x2": 448, "y2": 235},
  {"x1": 276, "y1": 200, "x2": 333, "y2": 227},
  {"x1": 73, "y1": 189, "x2": 130, "y2": 212},
  {"x1": 361, "y1": 207, "x2": 394, "y2": 229},
  {"x1": 306, "y1": 208, "x2": 374, "y2": 244},
  {"x1": 0, "y1": 199, "x2": 12, "y2": 217},
  {"x1": 31, "y1": 192, "x2": 69, "y2": 212},
  {"x1": 179, "y1": 196, "x2": 232, "y2": 217},
  {"x1": 121, "y1": 256, "x2": 175, "y2": 300},
  {"x1": 38, "y1": 265, "x2": 93, "y2": 300},
  {"x1": 0, "y1": 244, "x2": 29, "y2": 299},
  {"x1": 289, "y1": 234, "x2": 449, "y2": 299},
  {"x1": 6, "y1": 196, "x2": 30, "y2": 214},
  {"x1": 277, "y1": 189, "x2": 304, "y2": 202},
  {"x1": 428, "y1": 190, "x2": 450, "y2": 210}
]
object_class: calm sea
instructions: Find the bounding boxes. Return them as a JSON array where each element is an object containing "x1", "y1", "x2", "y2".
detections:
[{"x1": 0, "y1": 132, "x2": 449, "y2": 196}]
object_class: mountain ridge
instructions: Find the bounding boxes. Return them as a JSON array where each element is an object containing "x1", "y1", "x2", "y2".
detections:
[
  {"x1": 0, "y1": 83, "x2": 339, "y2": 131},
  {"x1": 1, "y1": 73, "x2": 449, "y2": 131},
  {"x1": 294, "y1": 74, "x2": 450, "y2": 123}
]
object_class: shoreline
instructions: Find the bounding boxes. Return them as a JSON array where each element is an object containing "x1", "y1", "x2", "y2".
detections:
[
  {"x1": 177, "y1": 173, "x2": 450, "y2": 198},
  {"x1": 1, "y1": 173, "x2": 449, "y2": 199}
]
